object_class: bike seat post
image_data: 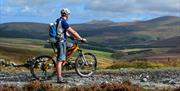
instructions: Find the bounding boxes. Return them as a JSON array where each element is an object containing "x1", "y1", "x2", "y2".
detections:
[{"x1": 51, "y1": 43, "x2": 57, "y2": 53}]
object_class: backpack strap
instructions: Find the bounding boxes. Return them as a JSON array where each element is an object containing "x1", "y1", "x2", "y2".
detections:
[
  {"x1": 55, "y1": 18, "x2": 62, "y2": 39},
  {"x1": 55, "y1": 18, "x2": 60, "y2": 30}
]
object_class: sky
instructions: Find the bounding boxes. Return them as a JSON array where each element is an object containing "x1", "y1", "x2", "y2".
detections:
[{"x1": 0, "y1": 0, "x2": 180, "y2": 24}]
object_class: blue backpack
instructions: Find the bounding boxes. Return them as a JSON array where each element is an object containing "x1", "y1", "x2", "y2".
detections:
[{"x1": 49, "y1": 18, "x2": 60, "y2": 43}]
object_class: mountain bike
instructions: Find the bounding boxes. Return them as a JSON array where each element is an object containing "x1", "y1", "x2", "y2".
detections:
[{"x1": 30, "y1": 38, "x2": 97, "y2": 80}]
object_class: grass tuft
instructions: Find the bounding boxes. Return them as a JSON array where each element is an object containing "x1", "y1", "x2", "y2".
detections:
[
  {"x1": 0, "y1": 81, "x2": 179, "y2": 91},
  {"x1": 107, "y1": 59, "x2": 180, "y2": 69}
]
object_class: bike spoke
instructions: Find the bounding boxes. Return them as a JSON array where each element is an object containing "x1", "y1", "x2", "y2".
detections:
[
  {"x1": 75, "y1": 53, "x2": 97, "y2": 77},
  {"x1": 31, "y1": 55, "x2": 56, "y2": 80}
]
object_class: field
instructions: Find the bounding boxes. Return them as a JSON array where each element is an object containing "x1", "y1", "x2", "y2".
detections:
[
  {"x1": 0, "y1": 15, "x2": 180, "y2": 91},
  {"x1": 0, "y1": 37, "x2": 180, "y2": 91},
  {"x1": 0, "y1": 38, "x2": 113, "y2": 70},
  {"x1": 1, "y1": 38, "x2": 180, "y2": 70}
]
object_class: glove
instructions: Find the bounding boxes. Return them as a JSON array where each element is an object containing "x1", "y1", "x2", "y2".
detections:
[{"x1": 80, "y1": 38, "x2": 87, "y2": 43}]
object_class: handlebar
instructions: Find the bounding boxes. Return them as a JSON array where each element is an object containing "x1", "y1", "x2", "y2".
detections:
[
  {"x1": 67, "y1": 36, "x2": 87, "y2": 44},
  {"x1": 47, "y1": 36, "x2": 87, "y2": 44}
]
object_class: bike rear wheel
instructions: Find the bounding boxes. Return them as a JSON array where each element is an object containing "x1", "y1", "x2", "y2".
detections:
[
  {"x1": 30, "y1": 55, "x2": 56, "y2": 80},
  {"x1": 75, "y1": 53, "x2": 97, "y2": 77}
]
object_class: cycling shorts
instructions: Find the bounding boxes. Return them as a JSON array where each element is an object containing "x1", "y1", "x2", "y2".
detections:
[{"x1": 55, "y1": 42, "x2": 73, "y2": 62}]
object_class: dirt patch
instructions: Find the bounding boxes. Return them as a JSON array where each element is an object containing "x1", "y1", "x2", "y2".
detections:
[{"x1": 0, "y1": 69, "x2": 180, "y2": 90}]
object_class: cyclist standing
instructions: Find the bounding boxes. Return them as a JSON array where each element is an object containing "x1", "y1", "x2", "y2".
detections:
[{"x1": 55, "y1": 8, "x2": 86, "y2": 83}]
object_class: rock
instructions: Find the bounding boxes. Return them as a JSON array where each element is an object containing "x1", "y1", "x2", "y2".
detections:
[
  {"x1": 0, "y1": 59, "x2": 6, "y2": 66},
  {"x1": 101, "y1": 81, "x2": 109, "y2": 84},
  {"x1": 146, "y1": 75, "x2": 149, "y2": 79},
  {"x1": 140, "y1": 74, "x2": 149, "y2": 82},
  {"x1": 162, "y1": 79, "x2": 176, "y2": 85},
  {"x1": 169, "y1": 80, "x2": 176, "y2": 85},
  {"x1": 140, "y1": 78, "x2": 148, "y2": 82}
]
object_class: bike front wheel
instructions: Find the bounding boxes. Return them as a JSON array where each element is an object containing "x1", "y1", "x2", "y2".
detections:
[
  {"x1": 30, "y1": 55, "x2": 56, "y2": 80},
  {"x1": 75, "y1": 53, "x2": 97, "y2": 77}
]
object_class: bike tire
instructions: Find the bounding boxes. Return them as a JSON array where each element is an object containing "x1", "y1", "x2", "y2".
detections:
[
  {"x1": 30, "y1": 55, "x2": 56, "y2": 80},
  {"x1": 75, "y1": 53, "x2": 97, "y2": 77}
]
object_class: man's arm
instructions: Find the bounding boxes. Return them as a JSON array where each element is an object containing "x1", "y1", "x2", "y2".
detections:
[{"x1": 67, "y1": 27, "x2": 82, "y2": 40}]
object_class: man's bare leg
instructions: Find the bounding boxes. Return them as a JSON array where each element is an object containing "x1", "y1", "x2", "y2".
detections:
[{"x1": 57, "y1": 61, "x2": 62, "y2": 80}]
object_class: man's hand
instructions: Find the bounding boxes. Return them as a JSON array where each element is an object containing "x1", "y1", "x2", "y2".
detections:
[{"x1": 80, "y1": 38, "x2": 87, "y2": 43}]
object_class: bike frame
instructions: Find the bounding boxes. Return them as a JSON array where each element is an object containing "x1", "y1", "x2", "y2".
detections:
[{"x1": 50, "y1": 42, "x2": 81, "y2": 66}]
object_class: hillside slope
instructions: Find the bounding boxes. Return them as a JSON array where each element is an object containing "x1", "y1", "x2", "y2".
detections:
[
  {"x1": 0, "y1": 16, "x2": 179, "y2": 49},
  {"x1": 0, "y1": 22, "x2": 48, "y2": 39}
]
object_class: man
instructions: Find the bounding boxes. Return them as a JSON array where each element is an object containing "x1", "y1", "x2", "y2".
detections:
[{"x1": 55, "y1": 8, "x2": 86, "y2": 83}]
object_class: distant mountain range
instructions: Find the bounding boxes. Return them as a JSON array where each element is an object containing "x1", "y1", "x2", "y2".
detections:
[{"x1": 0, "y1": 16, "x2": 180, "y2": 49}]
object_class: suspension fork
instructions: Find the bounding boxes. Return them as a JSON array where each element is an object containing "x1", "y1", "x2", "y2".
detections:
[{"x1": 78, "y1": 50, "x2": 88, "y2": 65}]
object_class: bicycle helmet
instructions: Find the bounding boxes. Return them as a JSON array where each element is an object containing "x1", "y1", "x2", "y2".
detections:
[{"x1": 61, "y1": 8, "x2": 70, "y2": 16}]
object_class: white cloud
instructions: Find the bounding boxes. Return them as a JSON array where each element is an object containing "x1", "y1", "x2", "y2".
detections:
[
  {"x1": 1, "y1": 0, "x2": 59, "y2": 16},
  {"x1": 3, "y1": 0, "x2": 179, "y2": 17},
  {"x1": 85, "y1": 0, "x2": 180, "y2": 14},
  {"x1": 21, "y1": 6, "x2": 31, "y2": 13},
  {"x1": 0, "y1": 0, "x2": 179, "y2": 23},
  {"x1": 64, "y1": 0, "x2": 81, "y2": 4},
  {"x1": 7, "y1": 0, "x2": 27, "y2": 6},
  {"x1": 6, "y1": 0, "x2": 53, "y2": 7}
]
